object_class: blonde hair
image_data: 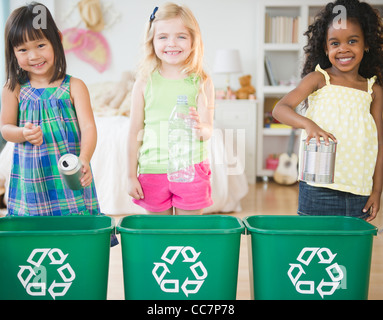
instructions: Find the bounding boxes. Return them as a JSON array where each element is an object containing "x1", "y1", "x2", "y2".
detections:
[{"x1": 138, "y1": 3, "x2": 208, "y2": 83}]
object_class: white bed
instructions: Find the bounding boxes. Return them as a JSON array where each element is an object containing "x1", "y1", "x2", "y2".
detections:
[
  {"x1": 0, "y1": 75, "x2": 248, "y2": 215},
  {"x1": 0, "y1": 115, "x2": 248, "y2": 215}
]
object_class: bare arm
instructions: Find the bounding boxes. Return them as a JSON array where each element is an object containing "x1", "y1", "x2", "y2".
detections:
[
  {"x1": 127, "y1": 78, "x2": 146, "y2": 200},
  {"x1": 272, "y1": 71, "x2": 337, "y2": 145},
  {"x1": 190, "y1": 76, "x2": 215, "y2": 141},
  {"x1": 1, "y1": 84, "x2": 43, "y2": 146},
  {"x1": 70, "y1": 77, "x2": 98, "y2": 187},
  {"x1": 364, "y1": 83, "x2": 383, "y2": 221}
]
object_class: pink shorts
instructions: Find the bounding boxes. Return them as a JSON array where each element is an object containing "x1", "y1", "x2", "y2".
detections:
[{"x1": 133, "y1": 161, "x2": 213, "y2": 212}]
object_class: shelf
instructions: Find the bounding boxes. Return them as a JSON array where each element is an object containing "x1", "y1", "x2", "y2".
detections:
[
  {"x1": 263, "y1": 128, "x2": 301, "y2": 136},
  {"x1": 258, "y1": 168, "x2": 275, "y2": 179},
  {"x1": 264, "y1": 43, "x2": 301, "y2": 51},
  {"x1": 256, "y1": 1, "x2": 312, "y2": 178},
  {"x1": 264, "y1": 128, "x2": 292, "y2": 136},
  {"x1": 263, "y1": 86, "x2": 295, "y2": 96}
]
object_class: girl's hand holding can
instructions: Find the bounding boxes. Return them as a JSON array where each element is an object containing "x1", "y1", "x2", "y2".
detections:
[
  {"x1": 79, "y1": 157, "x2": 93, "y2": 188},
  {"x1": 303, "y1": 119, "x2": 337, "y2": 146}
]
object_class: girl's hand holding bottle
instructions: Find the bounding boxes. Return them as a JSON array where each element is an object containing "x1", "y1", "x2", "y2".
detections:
[{"x1": 189, "y1": 107, "x2": 212, "y2": 141}]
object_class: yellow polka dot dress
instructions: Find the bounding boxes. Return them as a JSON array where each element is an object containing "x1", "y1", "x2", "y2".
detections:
[{"x1": 300, "y1": 65, "x2": 378, "y2": 196}]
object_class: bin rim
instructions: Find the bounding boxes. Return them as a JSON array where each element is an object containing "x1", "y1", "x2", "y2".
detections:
[
  {"x1": 116, "y1": 214, "x2": 246, "y2": 235},
  {"x1": 0, "y1": 215, "x2": 115, "y2": 237},
  {"x1": 243, "y1": 215, "x2": 378, "y2": 236}
]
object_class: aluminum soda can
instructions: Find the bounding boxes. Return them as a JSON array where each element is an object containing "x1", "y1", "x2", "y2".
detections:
[{"x1": 58, "y1": 154, "x2": 83, "y2": 190}]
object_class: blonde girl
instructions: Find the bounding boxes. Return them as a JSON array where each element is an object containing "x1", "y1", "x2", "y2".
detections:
[{"x1": 128, "y1": 3, "x2": 215, "y2": 215}]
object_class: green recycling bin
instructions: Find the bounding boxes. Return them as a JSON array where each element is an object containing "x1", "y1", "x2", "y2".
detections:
[
  {"x1": 244, "y1": 215, "x2": 378, "y2": 300},
  {"x1": 117, "y1": 215, "x2": 245, "y2": 300},
  {"x1": 0, "y1": 216, "x2": 115, "y2": 300}
]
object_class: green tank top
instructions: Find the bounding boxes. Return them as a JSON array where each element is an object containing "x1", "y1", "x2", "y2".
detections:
[{"x1": 138, "y1": 71, "x2": 208, "y2": 174}]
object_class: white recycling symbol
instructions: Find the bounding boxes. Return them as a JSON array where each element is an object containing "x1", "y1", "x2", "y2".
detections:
[
  {"x1": 287, "y1": 247, "x2": 344, "y2": 299},
  {"x1": 18, "y1": 248, "x2": 76, "y2": 300},
  {"x1": 152, "y1": 246, "x2": 208, "y2": 297}
]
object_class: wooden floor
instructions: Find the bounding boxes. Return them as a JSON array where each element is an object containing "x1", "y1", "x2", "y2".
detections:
[{"x1": 107, "y1": 181, "x2": 383, "y2": 300}]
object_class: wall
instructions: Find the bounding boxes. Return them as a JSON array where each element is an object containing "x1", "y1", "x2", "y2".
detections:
[
  {"x1": 51, "y1": 0, "x2": 259, "y2": 90},
  {"x1": 1, "y1": 1, "x2": 10, "y2": 86}
]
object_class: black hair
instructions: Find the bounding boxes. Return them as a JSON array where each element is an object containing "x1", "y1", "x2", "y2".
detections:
[
  {"x1": 302, "y1": 0, "x2": 383, "y2": 84},
  {"x1": 4, "y1": 2, "x2": 66, "y2": 91}
]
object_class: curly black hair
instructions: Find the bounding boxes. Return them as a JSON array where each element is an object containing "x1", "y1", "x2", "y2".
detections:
[{"x1": 302, "y1": 0, "x2": 383, "y2": 85}]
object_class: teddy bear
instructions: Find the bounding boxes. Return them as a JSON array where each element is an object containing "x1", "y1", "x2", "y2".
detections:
[
  {"x1": 236, "y1": 74, "x2": 256, "y2": 99},
  {"x1": 101, "y1": 71, "x2": 136, "y2": 116}
]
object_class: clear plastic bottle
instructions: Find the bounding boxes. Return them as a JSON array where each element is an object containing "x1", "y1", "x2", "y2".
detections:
[{"x1": 167, "y1": 95, "x2": 195, "y2": 183}]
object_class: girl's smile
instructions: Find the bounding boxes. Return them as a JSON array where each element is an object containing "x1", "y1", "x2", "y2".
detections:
[
  {"x1": 164, "y1": 50, "x2": 182, "y2": 55},
  {"x1": 336, "y1": 56, "x2": 354, "y2": 67},
  {"x1": 338, "y1": 57, "x2": 352, "y2": 63},
  {"x1": 32, "y1": 61, "x2": 47, "y2": 68}
]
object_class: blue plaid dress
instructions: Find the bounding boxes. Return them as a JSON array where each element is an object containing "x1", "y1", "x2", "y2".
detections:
[{"x1": 7, "y1": 75, "x2": 100, "y2": 216}]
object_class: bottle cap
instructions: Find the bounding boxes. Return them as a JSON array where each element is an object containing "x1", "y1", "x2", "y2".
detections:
[{"x1": 177, "y1": 95, "x2": 188, "y2": 104}]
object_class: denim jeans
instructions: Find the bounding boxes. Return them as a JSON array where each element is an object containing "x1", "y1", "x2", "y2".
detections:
[{"x1": 298, "y1": 182, "x2": 370, "y2": 219}]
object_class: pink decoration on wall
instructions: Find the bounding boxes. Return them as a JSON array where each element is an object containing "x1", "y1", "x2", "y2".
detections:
[{"x1": 62, "y1": 28, "x2": 111, "y2": 73}]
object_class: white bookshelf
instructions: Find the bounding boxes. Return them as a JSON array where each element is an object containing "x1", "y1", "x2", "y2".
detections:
[{"x1": 255, "y1": 0, "x2": 383, "y2": 179}]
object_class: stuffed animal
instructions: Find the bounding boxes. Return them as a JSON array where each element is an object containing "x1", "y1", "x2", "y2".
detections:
[
  {"x1": 236, "y1": 75, "x2": 256, "y2": 99},
  {"x1": 101, "y1": 71, "x2": 136, "y2": 116}
]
